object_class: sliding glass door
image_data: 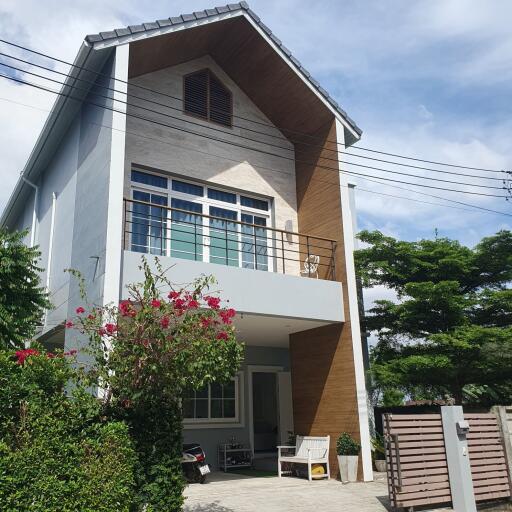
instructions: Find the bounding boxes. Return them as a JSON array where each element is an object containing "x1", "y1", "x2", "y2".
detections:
[
  {"x1": 209, "y1": 206, "x2": 239, "y2": 266},
  {"x1": 131, "y1": 190, "x2": 168, "y2": 255},
  {"x1": 241, "y1": 214, "x2": 268, "y2": 271},
  {"x1": 170, "y1": 198, "x2": 203, "y2": 261}
]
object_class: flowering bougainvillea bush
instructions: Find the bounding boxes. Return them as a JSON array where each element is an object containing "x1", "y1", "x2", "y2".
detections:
[
  {"x1": 0, "y1": 347, "x2": 137, "y2": 512},
  {"x1": 68, "y1": 257, "x2": 244, "y2": 512}
]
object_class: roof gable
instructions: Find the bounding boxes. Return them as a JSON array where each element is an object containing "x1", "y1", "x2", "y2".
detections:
[{"x1": 85, "y1": 2, "x2": 361, "y2": 140}]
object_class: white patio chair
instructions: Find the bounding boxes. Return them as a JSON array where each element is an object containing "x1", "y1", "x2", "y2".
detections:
[{"x1": 300, "y1": 255, "x2": 320, "y2": 278}]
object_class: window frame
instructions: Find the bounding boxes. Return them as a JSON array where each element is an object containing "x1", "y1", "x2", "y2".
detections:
[
  {"x1": 182, "y1": 68, "x2": 234, "y2": 128},
  {"x1": 129, "y1": 168, "x2": 274, "y2": 270},
  {"x1": 183, "y1": 372, "x2": 244, "y2": 428}
]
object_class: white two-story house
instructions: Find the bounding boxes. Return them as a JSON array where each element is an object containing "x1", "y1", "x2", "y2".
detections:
[{"x1": 1, "y1": 2, "x2": 372, "y2": 480}]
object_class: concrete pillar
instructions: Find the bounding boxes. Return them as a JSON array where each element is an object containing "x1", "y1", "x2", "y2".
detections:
[{"x1": 441, "y1": 406, "x2": 476, "y2": 512}]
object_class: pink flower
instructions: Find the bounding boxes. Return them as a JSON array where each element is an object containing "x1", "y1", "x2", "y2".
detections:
[
  {"x1": 160, "y1": 316, "x2": 170, "y2": 329},
  {"x1": 105, "y1": 323, "x2": 117, "y2": 335},
  {"x1": 75, "y1": 306, "x2": 85, "y2": 314},
  {"x1": 98, "y1": 327, "x2": 106, "y2": 336},
  {"x1": 188, "y1": 299, "x2": 199, "y2": 309},
  {"x1": 87, "y1": 314, "x2": 95, "y2": 320},
  {"x1": 120, "y1": 300, "x2": 136, "y2": 318},
  {"x1": 151, "y1": 299, "x2": 162, "y2": 308},
  {"x1": 47, "y1": 352, "x2": 56, "y2": 359},
  {"x1": 206, "y1": 296, "x2": 221, "y2": 310},
  {"x1": 220, "y1": 308, "x2": 236, "y2": 325},
  {"x1": 216, "y1": 331, "x2": 229, "y2": 341},
  {"x1": 168, "y1": 291, "x2": 180, "y2": 300},
  {"x1": 200, "y1": 317, "x2": 212, "y2": 329},
  {"x1": 174, "y1": 298, "x2": 186, "y2": 310},
  {"x1": 15, "y1": 349, "x2": 40, "y2": 365},
  {"x1": 63, "y1": 349, "x2": 77, "y2": 357},
  {"x1": 65, "y1": 321, "x2": 73, "y2": 328}
]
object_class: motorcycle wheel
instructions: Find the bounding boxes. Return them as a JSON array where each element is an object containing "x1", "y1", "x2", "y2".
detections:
[{"x1": 195, "y1": 466, "x2": 206, "y2": 484}]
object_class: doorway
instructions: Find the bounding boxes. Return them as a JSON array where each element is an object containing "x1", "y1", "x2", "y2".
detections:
[
  {"x1": 248, "y1": 366, "x2": 294, "y2": 456},
  {"x1": 252, "y1": 372, "x2": 278, "y2": 453}
]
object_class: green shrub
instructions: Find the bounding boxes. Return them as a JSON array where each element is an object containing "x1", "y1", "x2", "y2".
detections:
[
  {"x1": 336, "y1": 432, "x2": 361, "y2": 456},
  {"x1": 0, "y1": 349, "x2": 137, "y2": 512},
  {"x1": 73, "y1": 259, "x2": 243, "y2": 511}
]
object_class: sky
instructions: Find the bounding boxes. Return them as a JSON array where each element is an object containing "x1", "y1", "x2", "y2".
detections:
[{"x1": 0, "y1": 1, "x2": 510, "y2": 269}]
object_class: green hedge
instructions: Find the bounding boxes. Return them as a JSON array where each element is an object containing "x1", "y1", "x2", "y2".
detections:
[{"x1": 0, "y1": 350, "x2": 137, "y2": 512}]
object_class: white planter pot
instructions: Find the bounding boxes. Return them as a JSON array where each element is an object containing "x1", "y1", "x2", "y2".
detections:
[
  {"x1": 337, "y1": 455, "x2": 358, "y2": 482},
  {"x1": 374, "y1": 459, "x2": 386, "y2": 473}
]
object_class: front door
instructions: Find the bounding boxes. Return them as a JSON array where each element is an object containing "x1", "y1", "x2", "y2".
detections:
[{"x1": 252, "y1": 372, "x2": 279, "y2": 453}]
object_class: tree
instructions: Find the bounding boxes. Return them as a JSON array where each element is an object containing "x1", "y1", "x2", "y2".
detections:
[
  {"x1": 69, "y1": 258, "x2": 243, "y2": 512},
  {"x1": 0, "y1": 229, "x2": 50, "y2": 349},
  {"x1": 355, "y1": 229, "x2": 512, "y2": 405}
]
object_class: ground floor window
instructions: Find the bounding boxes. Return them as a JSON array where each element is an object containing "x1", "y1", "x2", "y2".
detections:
[{"x1": 183, "y1": 375, "x2": 240, "y2": 424}]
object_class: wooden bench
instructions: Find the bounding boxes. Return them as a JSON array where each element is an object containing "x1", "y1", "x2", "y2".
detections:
[{"x1": 278, "y1": 435, "x2": 330, "y2": 481}]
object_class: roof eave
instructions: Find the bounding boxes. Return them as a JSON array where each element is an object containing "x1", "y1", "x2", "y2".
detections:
[{"x1": 85, "y1": 4, "x2": 362, "y2": 141}]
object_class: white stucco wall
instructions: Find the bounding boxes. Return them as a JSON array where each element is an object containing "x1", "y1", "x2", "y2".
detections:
[{"x1": 124, "y1": 55, "x2": 299, "y2": 274}]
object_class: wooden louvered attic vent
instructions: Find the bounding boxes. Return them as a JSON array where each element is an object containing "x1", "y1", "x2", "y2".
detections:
[{"x1": 183, "y1": 69, "x2": 232, "y2": 127}]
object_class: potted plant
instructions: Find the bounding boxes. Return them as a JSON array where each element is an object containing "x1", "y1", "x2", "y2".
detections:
[
  {"x1": 371, "y1": 434, "x2": 386, "y2": 472},
  {"x1": 336, "y1": 433, "x2": 360, "y2": 483}
]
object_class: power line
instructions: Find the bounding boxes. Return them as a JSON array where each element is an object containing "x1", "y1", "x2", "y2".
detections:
[
  {"x1": 0, "y1": 71, "x2": 510, "y2": 202},
  {"x1": 0, "y1": 66, "x2": 508, "y2": 199},
  {"x1": 0, "y1": 38, "x2": 507, "y2": 176},
  {"x1": 355, "y1": 187, "x2": 489, "y2": 214},
  {"x1": 350, "y1": 175, "x2": 512, "y2": 216},
  {"x1": 1, "y1": 92, "x2": 511, "y2": 220},
  {"x1": 1, "y1": 57, "x2": 505, "y2": 193}
]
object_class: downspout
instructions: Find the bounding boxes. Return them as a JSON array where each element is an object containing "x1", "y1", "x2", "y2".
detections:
[{"x1": 21, "y1": 176, "x2": 39, "y2": 247}]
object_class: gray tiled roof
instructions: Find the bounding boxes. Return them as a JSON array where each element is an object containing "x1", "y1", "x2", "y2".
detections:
[{"x1": 85, "y1": 2, "x2": 361, "y2": 136}]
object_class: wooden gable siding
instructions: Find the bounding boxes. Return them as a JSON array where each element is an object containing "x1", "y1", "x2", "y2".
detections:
[
  {"x1": 290, "y1": 119, "x2": 361, "y2": 478},
  {"x1": 128, "y1": 16, "x2": 334, "y2": 137}
]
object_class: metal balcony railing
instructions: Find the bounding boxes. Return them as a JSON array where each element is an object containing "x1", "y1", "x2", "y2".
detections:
[{"x1": 123, "y1": 198, "x2": 337, "y2": 280}]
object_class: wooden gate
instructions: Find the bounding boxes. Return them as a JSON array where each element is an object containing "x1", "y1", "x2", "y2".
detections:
[
  {"x1": 465, "y1": 413, "x2": 511, "y2": 503},
  {"x1": 384, "y1": 413, "x2": 451, "y2": 509},
  {"x1": 384, "y1": 411, "x2": 511, "y2": 510}
]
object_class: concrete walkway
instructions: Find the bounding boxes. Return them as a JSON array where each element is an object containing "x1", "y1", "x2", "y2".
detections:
[{"x1": 184, "y1": 472, "x2": 394, "y2": 512}]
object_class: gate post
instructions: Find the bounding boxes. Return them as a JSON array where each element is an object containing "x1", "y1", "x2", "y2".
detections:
[{"x1": 441, "y1": 406, "x2": 476, "y2": 512}]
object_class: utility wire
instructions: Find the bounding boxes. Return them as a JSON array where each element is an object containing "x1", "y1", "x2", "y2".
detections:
[
  {"x1": 0, "y1": 51, "x2": 506, "y2": 184},
  {"x1": 0, "y1": 38, "x2": 507, "y2": 176},
  {"x1": 1, "y1": 92, "x2": 511, "y2": 220},
  {"x1": 0, "y1": 70, "x2": 509, "y2": 202},
  {"x1": 0, "y1": 64, "x2": 508, "y2": 198}
]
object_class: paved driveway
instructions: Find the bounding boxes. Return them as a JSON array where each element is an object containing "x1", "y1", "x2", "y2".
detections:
[{"x1": 184, "y1": 472, "x2": 393, "y2": 512}]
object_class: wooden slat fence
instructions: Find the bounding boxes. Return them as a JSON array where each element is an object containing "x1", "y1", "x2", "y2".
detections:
[
  {"x1": 384, "y1": 411, "x2": 512, "y2": 511},
  {"x1": 464, "y1": 413, "x2": 511, "y2": 503},
  {"x1": 384, "y1": 413, "x2": 451, "y2": 509}
]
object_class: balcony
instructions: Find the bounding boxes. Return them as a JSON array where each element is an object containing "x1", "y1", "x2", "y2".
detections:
[
  {"x1": 121, "y1": 198, "x2": 344, "y2": 342},
  {"x1": 122, "y1": 198, "x2": 337, "y2": 280}
]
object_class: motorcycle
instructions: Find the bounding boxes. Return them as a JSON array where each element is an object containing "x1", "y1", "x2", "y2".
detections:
[{"x1": 182, "y1": 443, "x2": 210, "y2": 483}]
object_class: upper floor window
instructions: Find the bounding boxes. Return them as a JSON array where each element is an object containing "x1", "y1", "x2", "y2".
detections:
[
  {"x1": 183, "y1": 69, "x2": 232, "y2": 127},
  {"x1": 128, "y1": 169, "x2": 272, "y2": 271}
]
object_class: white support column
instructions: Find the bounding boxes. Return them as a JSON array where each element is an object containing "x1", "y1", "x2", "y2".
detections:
[
  {"x1": 335, "y1": 119, "x2": 373, "y2": 481},
  {"x1": 103, "y1": 44, "x2": 129, "y2": 308}
]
